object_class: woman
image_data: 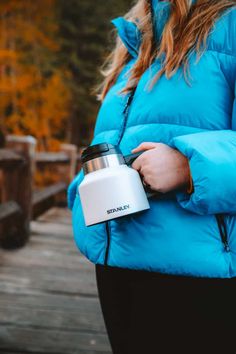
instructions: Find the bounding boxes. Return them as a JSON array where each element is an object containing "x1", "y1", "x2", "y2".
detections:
[{"x1": 68, "y1": 0, "x2": 236, "y2": 353}]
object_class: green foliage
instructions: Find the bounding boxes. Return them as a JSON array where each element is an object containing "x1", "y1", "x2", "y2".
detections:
[{"x1": 57, "y1": 0, "x2": 132, "y2": 146}]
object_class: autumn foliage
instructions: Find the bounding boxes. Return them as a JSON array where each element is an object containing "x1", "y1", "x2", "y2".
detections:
[
  {"x1": 0, "y1": 0, "x2": 133, "y2": 153},
  {"x1": 0, "y1": 0, "x2": 72, "y2": 151}
]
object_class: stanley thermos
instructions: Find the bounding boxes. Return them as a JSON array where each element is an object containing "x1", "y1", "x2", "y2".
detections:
[{"x1": 78, "y1": 143, "x2": 154, "y2": 226}]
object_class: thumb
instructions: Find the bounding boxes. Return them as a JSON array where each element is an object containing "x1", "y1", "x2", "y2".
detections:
[{"x1": 131, "y1": 142, "x2": 158, "y2": 153}]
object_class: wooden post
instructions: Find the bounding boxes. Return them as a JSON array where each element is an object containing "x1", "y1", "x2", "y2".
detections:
[
  {"x1": 2, "y1": 135, "x2": 37, "y2": 248},
  {"x1": 60, "y1": 143, "x2": 78, "y2": 183},
  {"x1": 51, "y1": 143, "x2": 77, "y2": 207}
]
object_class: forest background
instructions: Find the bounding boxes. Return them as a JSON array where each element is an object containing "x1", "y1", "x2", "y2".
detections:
[{"x1": 0, "y1": 0, "x2": 132, "y2": 151}]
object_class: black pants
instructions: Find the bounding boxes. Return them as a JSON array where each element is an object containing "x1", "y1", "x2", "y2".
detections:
[{"x1": 95, "y1": 264, "x2": 236, "y2": 354}]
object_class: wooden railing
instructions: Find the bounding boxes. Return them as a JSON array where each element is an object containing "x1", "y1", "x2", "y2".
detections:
[{"x1": 0, "y1": 135, "x2": 82, "y2": 248}]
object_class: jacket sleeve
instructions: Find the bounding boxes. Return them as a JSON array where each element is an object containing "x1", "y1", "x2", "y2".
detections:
[
  {"x1": 169, "y1": 125, "x2": 236, "y2": 215},
  {"x1": 67, "y1": 169, "x2": 84, "y2": 210},
  {"x1": 169, "y1": 9, "x2": 236, "y2": 215},
  {"x1": 186, "y1": 165, "x2": 194, "y2": 194}
]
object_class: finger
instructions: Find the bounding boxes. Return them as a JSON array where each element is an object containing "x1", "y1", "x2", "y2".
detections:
[
  {"x1": 142, "y1": 176, "x2": 150, "y2": 187},
  {"x1": 131, "y1": 155, "x2": 143, "y2": 171},
  {"x1": 131, "y1": 142, "x2": 158, "y2": 153}
]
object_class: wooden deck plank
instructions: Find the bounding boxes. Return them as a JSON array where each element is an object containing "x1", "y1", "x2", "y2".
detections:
[
  {"x1": 31, "y1": 220, "x2": 73, "y2": 238},
  {"x1": 0, "y1": 207, "x2": 111, "y2": 353},
  {"x1": 0, "y1": 302, "x2": 106, "y2": 333},
  {"x1": 0, "y1": 266, "x2": 98, "y2": 296},
  {"x1": 0, "y1": 327, "x2": 110, "y2": 353},
  {"x1": 36, "y1": 207, "x2": 72, "y2": 225},
  {"x1": 0, "y1": 248, "x2": 91, "y2": 269}
]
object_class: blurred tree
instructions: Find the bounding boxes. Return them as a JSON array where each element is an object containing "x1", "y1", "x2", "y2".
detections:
[
  {"x1": 0, "y1": 0, "x2": 72, "y2": 151},
  {"x1": 57, "y1": 0, "x2": 132, "y2": 146},
  {"x1": 0, "y1": 0, "x2": 132, "y2": 149}
]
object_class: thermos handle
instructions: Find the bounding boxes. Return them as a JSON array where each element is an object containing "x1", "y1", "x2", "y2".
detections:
[
  {"x1": 124, "y1": 152, "x2": 158, "y2": 198},
  {"x1": 123, "y1": 151, "x2": 143, "y2": 166}
]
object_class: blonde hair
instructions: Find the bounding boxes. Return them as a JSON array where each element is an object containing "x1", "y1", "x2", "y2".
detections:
[{"x1": 94, "y1": 0, "x2": 236, "y2": 101}]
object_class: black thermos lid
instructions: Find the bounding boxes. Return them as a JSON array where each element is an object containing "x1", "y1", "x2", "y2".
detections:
[{"x1": 81, "y1": 143, "x2": 122, "y2": 164}]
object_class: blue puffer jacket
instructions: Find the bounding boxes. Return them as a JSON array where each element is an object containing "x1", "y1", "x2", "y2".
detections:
[{"x1": 68, "y1": 0, "x2": 236, "y2": 278}]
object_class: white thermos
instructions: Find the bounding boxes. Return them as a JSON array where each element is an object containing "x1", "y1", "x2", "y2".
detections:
[{"x1": 78, "y1": 143, "x2": 153, "y2": 226}]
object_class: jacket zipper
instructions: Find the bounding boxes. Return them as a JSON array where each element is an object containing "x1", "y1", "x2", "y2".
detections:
[
  {"x1": 117, "y1": 88, "x2": 137, "y2": 145},
  {"x1": 104, "y1": 87, "x2": 137, "y2": 266},
  {"x1": 215, "y1": 214, "x2": 230, "y2": 252},
  {"x1": 104, "y1": 221, "x2": 111, "y2": 265}
]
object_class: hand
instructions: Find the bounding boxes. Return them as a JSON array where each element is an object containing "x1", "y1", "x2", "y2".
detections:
[{"x1": 131, "y1": 142, "x2": 191, "y2": 193}]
